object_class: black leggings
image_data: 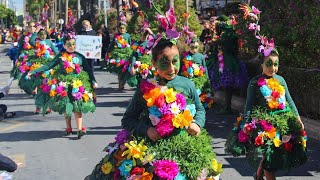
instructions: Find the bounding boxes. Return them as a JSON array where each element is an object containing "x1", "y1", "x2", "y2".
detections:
[
  {"x1": 0, "y1": 154, "x2": 17, "y2": 172},
  {"x1": 0, "y1": 104, "x2": 7, "y2": 114}
]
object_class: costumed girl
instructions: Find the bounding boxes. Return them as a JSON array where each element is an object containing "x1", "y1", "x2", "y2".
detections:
[
  {"x1": 208, "y1": 15, "x2": 248, "y2": 114},
  {"x1": 105, "y1": 15, "x2": 132, "y2": 90},
  {"x1": 27, "y1": 34, "x2": 98, "y2": 139},
  {"x1": 127, "y1": 26, "x2": 154, "y2": 87},
  {"x1": 225, "y1": 4, "x2": 307, "y2": 180},
  {"x1": 180, "y1": 37, "x2": 214, "y2": 110},
  {"x1": 86, "y1": 7, "x2": 222, "y2": 180},
  {"x1": 10, "y1": 21, "x2": 36, "y2": 80},
  {"x1": 19, "y1": 26, "x2": 59, "y2": 114}
]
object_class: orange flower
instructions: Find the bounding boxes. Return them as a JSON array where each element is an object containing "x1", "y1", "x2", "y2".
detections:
[
  {"x1": 143, "y1": 88, "x2": 161, "y2": 107},
  {"x1": 266, "y1": 127, "x2": 277, "y2": 139},
  {"x1": 239, "y1": 4, "x2": 252, "y2": 19},
  {"x1": 268, "y1": 100, "x2": 279, "y2": 109},
  {"x1": 114, "y1": 149, "x2": 127, "y2": 166},
  {"x1": 82, "y1": 93, "x2": 89, "y2": 102},
  {"x1": 65, "y1": 67, "x2": 73, "y2": 73},
  {"x1": 49, "y1": 90, "x2": 56, "y2": 97},
  {"x1": 136, "y1": 172, "x2": 153, "y2": 180},
  {"x1": 183, "y1": 12, "x2": 190, "y2": 19}
]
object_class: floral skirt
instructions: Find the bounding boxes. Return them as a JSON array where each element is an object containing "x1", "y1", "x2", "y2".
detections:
[
  {"x1": 225, "y1": 108, "x2": 307, "y2": 171},
  {"x1": 88, "y1": 130, "x2": 222, "y2": 180}
]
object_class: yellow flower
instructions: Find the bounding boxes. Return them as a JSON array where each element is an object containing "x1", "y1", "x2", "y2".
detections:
[
  {"x1": 266, "y1": 78, "x2": 280, "y2": 90},
  {"x1": 50, "y1": 69, "x2": 55, "y2": 75},
  {"x1": 266, "y1": 127, "x2": 277, "y2": 139},
  {"x1": 49, "y1": 90, "x2": 56, "y2": 97},
  {"x1": 273, "y1": 138, "x2": 281, "y2": 147},
  {"x1": 172, "y1": 110, "x2": 193, "y2": 129},
  {"x1": 301, "y1": 140, "x2": 307, "y2": 148},
  {"x1": 164, "y1": 88, "x2": 177, "y2": 103},
  {"x1": 122, "y1": 139, "x2": 148, "y2": 166},
  {"x1": 212, "y1": 159, "x2": 223, "y2": 173},
  {"x1": 140, "y1": 63, "x2": 149, "y2": 70},
  {"x1": 268, "y1": 100, "x2": 279, "y2": 109},
  {"x1": 30, "y1": 63, "x2": 41, "y2": 71},
  {"x1": 42, "y1": 73, "x2": 47, "y2": 78},
  {"x1": 142, "y1": 153, "x2": 155, "y2": 165},
  {"x1": 72, "y1": 79, "x2": 83, "y2": 88},
  {"x1": 194, "y1": 68, "x2": 200, "y2": 76},
  {"x1": 101, "y1": 162, "x2": 113, "y2": 174},
  {"x1": 47, "y1": 80, "x2": 52, "y2": 86}
]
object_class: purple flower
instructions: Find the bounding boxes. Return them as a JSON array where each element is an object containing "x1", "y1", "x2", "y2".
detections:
[
  {"x1": 166, "y1": 29, "x2": 180, "y2": 39},
  {"x1": 159, "y1": 103, "x2": 172, "y2": 115},
  {"x1": 238, "y1": 130, "x2": 249, "y2": 142},
  {"x1": 259, "y1": 120, "x2": 273, "y2": 131},
  {"x1": 73, "y1": 92, "x2": 82, "y2": 100},
  {"x1": 115, "y1": 129, "x2": 130, "y2": 144},
  {"x1": 56, "y1": 86, "x2": 64, "y2": 93}
]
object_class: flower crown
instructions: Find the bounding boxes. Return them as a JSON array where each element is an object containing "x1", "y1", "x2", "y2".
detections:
[
  {"x1": 63, "y1": 31, "x2": 76, "y2": 39},
  {"x1": 239, "y1": 4, "x2": 276, "y2": 57},
  {"x1": 147, "y1": 5, "x2": 180, "y2": 49}
]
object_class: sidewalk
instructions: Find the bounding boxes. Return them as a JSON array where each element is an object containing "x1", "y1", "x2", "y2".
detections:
[{"x1": 214, "y1": 91, "x2": 320, "y2": 141}]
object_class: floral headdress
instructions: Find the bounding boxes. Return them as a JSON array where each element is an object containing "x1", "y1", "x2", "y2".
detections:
[
  {"x1": 147, "y1": 2, "x2": 180, "y2": 49},
  {"x1": 239, "y1": 4, "x2": 276, "y2": 57},
  {"x1": 119, "y1": 13, "x2": 127, "y2": 26}
]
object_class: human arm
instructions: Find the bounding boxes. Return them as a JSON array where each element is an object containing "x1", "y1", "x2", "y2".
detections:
[
  {"x1": 121, "y1": 90, "x2": 154, "y2": 137},
  {"x1": 129, "y1": 53, "x2": 137, "y2": 75},
  {"x1": 244, "y1": 79, "x2": 257, "y2": 122},
  {"x1": 0, "y1": 154, "x2": 17, "y2": 172},
  {"x1": 29, "y1": 55, "x2": 60, "y2": 75},
  {"x1": 29, "y1": 32, "x2": 37, "y2": 46},
  {"x1": 201, "y1": 54, "x2": 209, "y2": 77},
  {"x1": 48, "y1": 40, "x2": 59, "y2": 55},
  {"x1": 80, "y1": 54, "x2": 97, "y2": 86}
]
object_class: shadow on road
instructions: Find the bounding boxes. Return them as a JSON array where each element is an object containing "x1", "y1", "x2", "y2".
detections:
[{"x1": 95, "y1": 100, "x2": 130, "y2": 108}]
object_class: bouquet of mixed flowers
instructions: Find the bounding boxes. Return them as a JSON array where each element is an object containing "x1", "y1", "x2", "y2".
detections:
[{"x1": 181, "y1": 52, "x2": 206, "y2": 78}]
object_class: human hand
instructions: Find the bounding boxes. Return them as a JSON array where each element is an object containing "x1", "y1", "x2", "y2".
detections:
[
  {"x1": 36, "y1": 26, "x2": 42, "y2": 33},
  {"x1": 130, "y1": 67, "x2": 136, "y2": 75},
  {"x1": 187, "y1": 122, "x2": 201, "y2": 136},
  {"x1": 26, "y1": 72, "x2": 32, "y2": 79},
  {"x1": 147, "y1": 127, "x2": 161, "y2": 142},
  {"x1": 297, "y1": 116, "x2": 304, "y2": 130},
  {"x1": 92, "y1": 83, "x2": 98, "y2": 89}
]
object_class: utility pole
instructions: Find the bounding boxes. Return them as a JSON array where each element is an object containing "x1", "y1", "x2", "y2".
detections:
[
  {"x1": 59, "y1": 0, "x2": 62, "y2": 19},
  {"x1": 104, "y1": 0, "x2": 108, "y2": 27},
  {"x1": 167, "y1": 0, "x2": 174, "y2": 9},
  {"x1": 65, "y1": 0, "x2": 68, "y2": 26},
  {"x1": 77, "y1": 0, "x2": 80, "y2": 20},
  {"x1": 186, "y1": 0, "x2": 188, "y2": 27}
]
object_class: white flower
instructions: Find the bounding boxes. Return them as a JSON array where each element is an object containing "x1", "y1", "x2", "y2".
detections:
[{"x1": 170, "y1": 102, "x2": 181, "y2": 115}]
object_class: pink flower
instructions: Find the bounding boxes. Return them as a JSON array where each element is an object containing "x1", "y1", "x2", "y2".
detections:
[
  {"x1": 252, "y1": 6, "x2": 261, "y2": 14},
  {"x1": 238, "y1": 130, "x2": 249, "y2": 142},
  {"x1": 114, "y1": 168, "x2": 120, "y2": 179},
  {"x1": 257, "y1": 77, "x2": 266, "y2": 87},
  {"x1": 73, "y1": 92, "x2": 82, "y2": 100},
  {"x1": 278, "y1": 103, "x2": 285, "y2": 110},
  {"x1": 153, "y1": 160, "x2": 179, "y2": 180},
  {"x1": 175, "y1": 93, "x2": 186, "y2": 109},
  {"x1": 156, "y1": 114, "x2": 175, "y2": 137},
  {"x1": 42, "y1": 85, "x2": 51, "y2": 93},
  {"x1": 249, "y1": 23, "x2": 260, "y2": 31},
  {"x1": 166, "y1": 7, "x2": 176, "y2": 28},
  {"x1": 140, "y1": 80, "x2": 156, "y2": 94},
  {"x1": 56, "y1": 86, "x2": 64, "y2": 93},
  {"x1": 260, "y1": 120, "x2": 273, "y2": 131},
  {"x1": 63, "y1": 61, "x2": 69, "y2": 68},
  {"x1": 78, "y1": 86, "x2": 85, "y2": 93},
  {"x1": 159, "y1": 103, "x2": 172, "y2": 116}
]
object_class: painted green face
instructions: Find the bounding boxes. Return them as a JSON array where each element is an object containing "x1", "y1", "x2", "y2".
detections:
[
  {"x1": 63, "y1": 39, "x2": 76, "y2": 53},
  {"x1": 190, "y1": 42, "x2": 199, "y2": 54},
  {"x1": 262, "y1": 55, "x2": 279, "y2": 76},
  {"x1": 153, "y1": 46, "x2": 180, "y2": 80},
  {"x1": 38, "y1": 31, "x2": 47, "y2": 40}
]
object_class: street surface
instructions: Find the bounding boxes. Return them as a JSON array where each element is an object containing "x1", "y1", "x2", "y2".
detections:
[{"x1": 0, "y1": 44, "x2": 319, "y2": 179}]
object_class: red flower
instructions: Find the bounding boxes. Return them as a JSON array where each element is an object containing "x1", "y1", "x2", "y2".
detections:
[
  {"x1": 51, "y1": 79, "x2": 57, "y2": 84},
  {"x1": 283, "y1": 142, "x2": 293, "y2": 152},
  {"x1": 244, "y1": 124, "x2": 254, "y2": 134},
  {"x1": 140, "y1": 80, "x2": 156, "y2": 94},
  {"x1": 154, "y1": 94, "x2": 165, "y2": 108},
  {"x1": 130, "y1": 167, "x2": 145, "y2": 175},
  {"x1": 60, "y1": 90, "x2": 67, "y2": 97},
  {"x1": 301, "y1": 130, "x2": 307, "y2": 136},
  {"x1": 255, "y1": 135, "x2": 264, "y2": 146},
  {"x1": 39, "y1": 84, "x2": 44, "y2": 89},
  {"x1": 271, "y1": 91, "x2": 280, "y2": 99}
]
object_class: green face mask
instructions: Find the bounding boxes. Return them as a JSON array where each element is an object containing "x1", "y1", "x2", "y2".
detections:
[
  {"x1": 158, "y1": 54, "x2": 180, "y2": 71},
  {"x1": 66, "y1": 42, "x2": 76, "y2": 48},
  {"x1": 265, "y1": 58, "x2": 279, "y2": 68}
]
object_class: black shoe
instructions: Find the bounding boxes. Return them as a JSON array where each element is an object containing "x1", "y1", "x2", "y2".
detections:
[{"x1": 77, "y1": 130, "x2": 86, "y2": 139}]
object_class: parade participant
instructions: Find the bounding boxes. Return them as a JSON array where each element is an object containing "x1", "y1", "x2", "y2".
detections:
[
  {"x1": 127, "y1": 28, "x2": 154, "y2": 87},
  {"x1": 21, "y1": 27, "x2": 59, "y2": 114},
  {"x1": 10, "y1": 22, "x2": 36, "y2": 80},
  {"x1": 208, "y1": 15, "x2": 248, "y2": 114},
  {"x1": 180, "y1": 38, "x2": 214, "y2": 109},
  {"x1": 225, "y1": 5, "x2": 307, "y2": 180},
  {"x1": 27, "y1": 34, "x2": 98, "y2": 139},
  {"x1": 86, "y1": 7, "x2": 222, "y2": 180},
  {"x1": 104, "y1": 22, "x2": 132, "y2": 90}
]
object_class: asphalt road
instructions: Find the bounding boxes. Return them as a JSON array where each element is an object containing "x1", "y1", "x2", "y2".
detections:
[{"x1": 0, "y1": 44, "x2": 319, "y2": 180}]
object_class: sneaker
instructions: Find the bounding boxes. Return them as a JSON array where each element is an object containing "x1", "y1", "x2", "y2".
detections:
[
  {"x1": 45, "y1": 109, "x2": 52, "y2": 114},
  {"x1": 65, "y1": 128, "x2": 73, "y2": 136},
  {"x1": 77, "y1": 130, "x2": 86, "y2": 139},
  {"x1": 35, "y1": 108, "x2": 40, "y2": 114}
]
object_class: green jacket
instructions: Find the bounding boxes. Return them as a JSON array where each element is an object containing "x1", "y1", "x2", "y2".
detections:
[{"x1": 30, "y1": 32, "x2": 59, "y2": 55}]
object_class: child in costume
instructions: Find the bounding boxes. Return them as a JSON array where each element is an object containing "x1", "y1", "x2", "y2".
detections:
[
  {"x1": 208, "y1": 15, "x2": 248, "y2": 113},
  {"x1": 28, "y1": 35, "x2": 98, "y2": 139},
  {"x1": 225, "y1": 5, "x2": 307, "y2": 180},
  {"x1": 86, "y1": 7, "x2": 222, "y2": 180},
  {"x1": 127, "y1": 28, "x2": 154, "y2": 87},
  {"x1": 105, "y1": 23, "x2": 132, "y2": 90},
  {"x1": 180, "y1": 38, "x2": 214, "y2": 110},
  {"x1": 10, "y1": 22, "x2": 36, "y2": 80},
  {"x1": 19, "y1": 27, "x2": 59, "y2": 114}
]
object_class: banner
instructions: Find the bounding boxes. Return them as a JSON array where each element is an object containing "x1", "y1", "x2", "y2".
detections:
[{"x1": 75, "y1": 35, "x2": 102, "y2": 59}]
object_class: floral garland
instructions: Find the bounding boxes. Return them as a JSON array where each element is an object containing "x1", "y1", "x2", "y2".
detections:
[
  {"x1": 61, "y1": 52, "x2": 81, "y2": 74},
  {"x1": 23, "y1": 33, "x2": 32, "y2": 50},
  {"x1": 132, "y1": 61, "x2": 154, "y2": 79},
  {"x1": 181, "y1": 52, "x2": 206, "y2": 78},
  {"x1": 35, "y1": 41, "x2": 55, "y2": 58},
  {"x1": 141, "y1": 78, "x2": 195, "y2": 137},
  {"x1": 258, "y1": 77, "x2": 286, "y2": 110},
  {"x1": 114, "y1": 33, "x2": 130, "y2": 49},
  {"x1": 107, "y1": 58, "x2": 130, "y2": 73},
  {"x1": 131, "y1": 42, "x2": 150, "y2": 56},
  {"x1": 199, "y1": 92, "x2": 214, "y2": 109}
]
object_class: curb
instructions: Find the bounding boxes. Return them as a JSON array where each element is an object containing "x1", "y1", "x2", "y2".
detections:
[{"x1": 214, "y1": 91, "x2": 320, "y2": 141}]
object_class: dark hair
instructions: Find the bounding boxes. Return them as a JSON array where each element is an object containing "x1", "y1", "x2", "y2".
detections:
[
  {"x1": 152, "y1": 39, "x2": 177, "y2": 62},
  {"x1": 38, "y1": 29, "x2": 49, "y2": 39},
  {"x1": 259, "y1": 48, "x2": 279, "y2": 64},
  {"x1": 63, "y1": 35, "x2": 73, "y2": 44}
]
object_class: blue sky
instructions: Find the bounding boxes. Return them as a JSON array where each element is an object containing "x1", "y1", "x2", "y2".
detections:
[{"x1": 12, "y1": 0, "x2": 23, "y2": 15}]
